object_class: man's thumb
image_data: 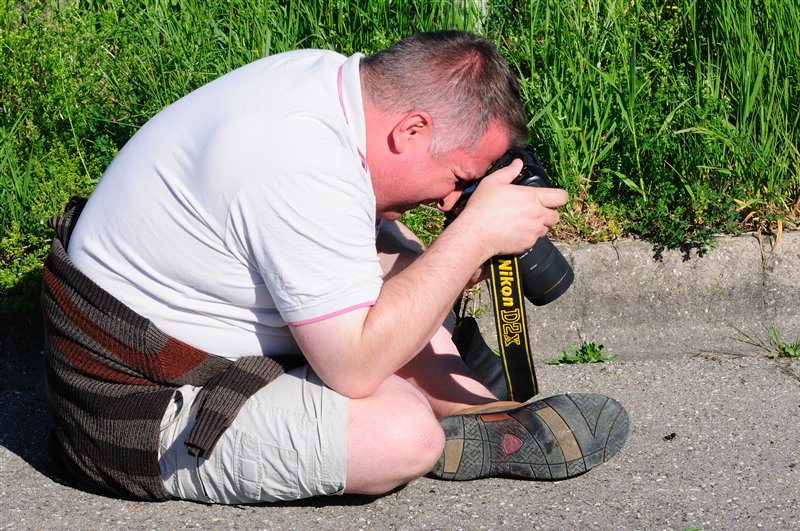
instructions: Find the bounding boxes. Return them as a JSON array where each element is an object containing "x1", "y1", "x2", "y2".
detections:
[{"x1": 483, "y1": 158, "x2": 523, "y2": 184}]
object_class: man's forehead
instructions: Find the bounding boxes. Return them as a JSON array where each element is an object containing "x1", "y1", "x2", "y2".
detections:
[{"x1": 470, "y1": 125, "x2": 512, "y2": 172}]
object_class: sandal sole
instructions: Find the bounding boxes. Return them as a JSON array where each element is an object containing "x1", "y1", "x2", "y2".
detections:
[{"x1": 430, "y1": 393, "x2": 629, "y2": 481}]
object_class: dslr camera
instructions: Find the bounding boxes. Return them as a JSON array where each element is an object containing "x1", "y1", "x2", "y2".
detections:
[{"x1": 445, "y1": 145, "x2": 573, "y2": 305}]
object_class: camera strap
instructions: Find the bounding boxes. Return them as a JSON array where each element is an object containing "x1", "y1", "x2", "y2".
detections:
[{"x1": 488, "y1": 255, "x2": 538, "y2": 401}]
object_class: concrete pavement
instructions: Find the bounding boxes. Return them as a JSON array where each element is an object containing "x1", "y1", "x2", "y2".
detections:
[{"x1": 1, "y1": 231, "x2": 798, "y2": 530}]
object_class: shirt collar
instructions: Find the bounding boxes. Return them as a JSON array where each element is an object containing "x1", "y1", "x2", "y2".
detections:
[{"x1": 337, "y1": 53, "x2": 368, "y2": 173}]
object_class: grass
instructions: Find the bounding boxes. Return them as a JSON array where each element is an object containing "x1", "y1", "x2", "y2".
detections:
[
  {"x1": 497, "y1": 0, "x2": 799, "y2": 251},
  {"x1": 1, "y1": 0, "x2": 799, "y2": 311},
  {"x1": 733, "y1": 320, "x2": 800, "y2": 359},
  {"x1": 457, "y1": 284, "x2": 491, "y2": 319},
  {"x1": 546, "y1": 341, "x2": 617, "y2": 365}
]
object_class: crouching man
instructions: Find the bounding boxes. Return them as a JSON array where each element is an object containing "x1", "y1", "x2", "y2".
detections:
[{"x1": 42, "y1": 30, "x2": 628, "y2": 503}]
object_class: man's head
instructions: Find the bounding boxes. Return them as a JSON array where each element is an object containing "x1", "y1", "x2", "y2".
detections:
[
  {"x1": 361, "y1": 30, "x2": 528, "y2": 157},
  {"x1": 361, "y1": 31, "x2": 528, "y2": 219}
]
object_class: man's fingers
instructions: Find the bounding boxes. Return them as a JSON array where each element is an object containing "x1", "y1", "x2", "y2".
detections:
[
  {"x1": 481, "y1": 161, "x2": 568, "y2": 209},
  {"x1": 536, "y1": 187, "x2": 569, "y2": 209}
]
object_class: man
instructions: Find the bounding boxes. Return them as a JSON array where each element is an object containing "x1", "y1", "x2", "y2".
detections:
[{"x1": 42, "y1": 30, "x2": 628, "y2": 503}]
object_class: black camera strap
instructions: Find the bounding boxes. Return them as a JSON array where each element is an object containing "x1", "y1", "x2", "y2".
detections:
[{"x1": 488, "y1": 255, "x2": 538, "y2": 401}]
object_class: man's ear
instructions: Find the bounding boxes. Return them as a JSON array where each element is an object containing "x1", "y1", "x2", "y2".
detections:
[{"x1": 389, "y1": 111, "x2": 432, "y2": 154}]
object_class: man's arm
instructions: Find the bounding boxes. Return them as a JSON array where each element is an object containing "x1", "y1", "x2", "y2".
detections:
[{"x1": 289, "y1": 163, "x2": 567, "y2": 398}]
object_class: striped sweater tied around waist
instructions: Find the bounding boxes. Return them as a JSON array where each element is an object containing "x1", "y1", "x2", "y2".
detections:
[{"x1": 41, "y1": 196, "x2": 300, "y2": 500}]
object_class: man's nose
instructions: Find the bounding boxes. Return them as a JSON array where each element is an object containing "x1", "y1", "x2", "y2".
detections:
[{"x1": 436, "y1": 189, "x2": 464, "y2": 212}]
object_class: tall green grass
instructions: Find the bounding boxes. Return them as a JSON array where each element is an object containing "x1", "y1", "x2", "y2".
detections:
[
  {"x1": 490, "y1": 0, "x2": 799, "y2": 248},
  {"x1": 1, "y1": 0, "x2": 798, "y2": 311}
]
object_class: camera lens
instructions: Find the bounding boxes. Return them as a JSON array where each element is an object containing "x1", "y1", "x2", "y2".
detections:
[
  {"x1": 500, "y1": 146, "x2": 574, "y2": 306},
  {"x1": 517, "y1": 237, "x2": 574, "y2": 306}
]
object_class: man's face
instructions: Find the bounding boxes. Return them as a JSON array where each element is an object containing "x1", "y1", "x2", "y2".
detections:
[{"x1": 376, "y1": 122, "x2": 512, "y2": 220}]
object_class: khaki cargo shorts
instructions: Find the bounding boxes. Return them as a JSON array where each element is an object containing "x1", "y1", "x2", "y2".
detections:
[{"x1": 158, "y1": 364, "x2": 349, "y2": 504}]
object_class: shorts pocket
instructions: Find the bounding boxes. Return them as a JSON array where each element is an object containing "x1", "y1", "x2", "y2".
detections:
[{"x1": 236, "y1": 430, "x2": 300, "y2": 502}]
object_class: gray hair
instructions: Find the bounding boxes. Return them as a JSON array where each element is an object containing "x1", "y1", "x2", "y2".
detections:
[{"x1": 360, "y1": 31, "x2": 528, "y2": 157}]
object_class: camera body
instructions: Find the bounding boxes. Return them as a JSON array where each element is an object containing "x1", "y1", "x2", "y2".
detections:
[{"x1": 446, "y1": 145, "x2": 574, "y2": 306}]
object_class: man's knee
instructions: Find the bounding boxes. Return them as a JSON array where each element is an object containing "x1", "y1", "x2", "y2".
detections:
[
  {"x1": 379, "y1": 394, "x2": 445, "y2": 470},
  {"x1": 365, "y1": 375, "x2": 444, "y2": 463},
  {"x1": 346, "y1": 376, "x2": 445, "y2": 492}
]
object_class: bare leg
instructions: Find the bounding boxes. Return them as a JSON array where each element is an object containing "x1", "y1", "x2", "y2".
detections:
[
  {"x1": 396, "y1": 323, "x2": 497, "y2": 417},
  {"x1": 344, "y1": 375, "x2": 444, "y2": 494}
]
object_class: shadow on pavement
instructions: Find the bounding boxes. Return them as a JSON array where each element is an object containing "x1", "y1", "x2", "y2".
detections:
[
  {"x1": 0, "y1": 388, "x2": 50, "y2": 473},
  {"x1": 0, "y1": 305, "x2": 50, "y2": 475}
]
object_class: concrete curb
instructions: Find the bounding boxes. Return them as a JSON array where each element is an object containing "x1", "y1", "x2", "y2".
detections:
[{"x1": 474, "y1": 231, "x2": 799, "y2": 361}]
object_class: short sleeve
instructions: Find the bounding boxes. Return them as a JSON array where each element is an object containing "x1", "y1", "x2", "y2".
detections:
[{"x1": 222, "y1": 120, "x2": 383, "y2": 324}]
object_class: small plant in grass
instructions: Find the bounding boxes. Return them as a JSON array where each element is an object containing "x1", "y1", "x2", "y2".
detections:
[
  {"x1": 733, "y1": 320, "x2": 800, "y2": 359},
  {"x1": 776, "y1": 341, "x2": 800, "y2": 359},
  {"x1": 399, "y1": 205, "x2": 444, "y2": 247},
  {"x1": 546, "y1": 341, "x2": 617, "y2": 365},
  {"x1": 457, "y1": 284, "x2": 490, "y2": 319}
]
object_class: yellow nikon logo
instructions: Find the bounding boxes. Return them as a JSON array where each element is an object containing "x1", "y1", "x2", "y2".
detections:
[
  {"x1": 489, "y1": 255, "x2": 537, "y2": 400},
  {"x1": 497, "y1": 259, "x2": 516, "y2": 307},
  {"x1": 492, "y1": 258, "x2": 523, "y2": 348},
  {"x1": 500, "y1": 308, "x2": 523, "y2": 347}
]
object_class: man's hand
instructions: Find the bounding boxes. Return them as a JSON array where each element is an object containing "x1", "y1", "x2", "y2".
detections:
[{"x1": 449, "y1": 158, "x2": 568, "y2": 260}]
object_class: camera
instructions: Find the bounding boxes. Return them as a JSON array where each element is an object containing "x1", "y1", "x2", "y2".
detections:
[{"x1": 445, "y1": 145, "x2": 574, "y2": 305}]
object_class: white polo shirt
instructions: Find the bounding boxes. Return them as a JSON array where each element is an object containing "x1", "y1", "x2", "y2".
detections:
[{"x1": 68, "y1": 50, "x2": 384, "y2": 359}]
